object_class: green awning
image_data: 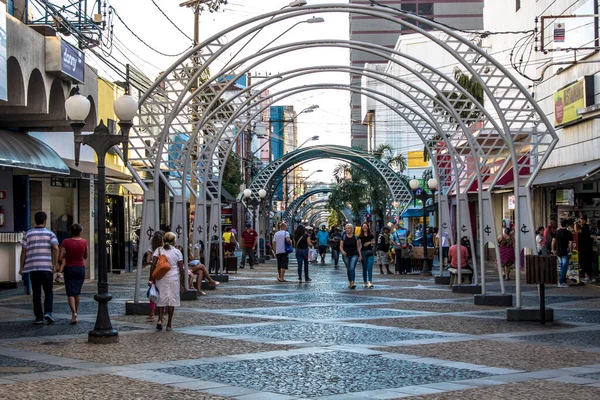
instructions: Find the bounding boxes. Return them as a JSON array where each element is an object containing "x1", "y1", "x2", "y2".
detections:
[{"x1": 0, "y1": 132, "x2": 70, "y2": 175}]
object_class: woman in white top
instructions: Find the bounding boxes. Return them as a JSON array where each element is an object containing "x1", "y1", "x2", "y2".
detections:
[
  {"x1": 149, "y1": 232, "x2": 185, "y2": 331},
  {"x1": 535, "y1": 226, "x2": 545, "y2": 255}
]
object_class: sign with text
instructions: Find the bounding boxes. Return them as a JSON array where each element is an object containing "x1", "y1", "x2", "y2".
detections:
[
  {"x1": 553, "y1": 76, "x2": 594, "y2": 128},
  {"x1": 45, "y1": 37, "x2": 85, "y2": 83}
]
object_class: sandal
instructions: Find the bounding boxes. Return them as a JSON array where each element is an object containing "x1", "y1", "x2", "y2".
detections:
[
  {"x1": 146, "y1": 316, "x2": 155, "y2": 322},
  {"x1": 156, "y1": 323, "x2": 163, "y2": 331},
  {"x1": 277, "y1": 278, "x2": 287, "y2": 282},
  {"x1": 69, "y1": 314, "x2": 78, "y2": 325},
  {"x1": 166, "y1": 326, "x2": 172, "y2": 332},
  {"x1": 209, "y1": 281, "x2": 220, "y2": 287},
  {"x1": 197, "y1": 291, "x2": 206, "y2": 296}
]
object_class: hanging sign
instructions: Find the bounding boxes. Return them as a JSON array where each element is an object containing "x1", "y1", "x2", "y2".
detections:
[
  {"x1": 554, "y1": 76, "x2": 595, "y2": 128},
  {"x1": 554, "y1": 23, "x2": 565, "y2": 42}
]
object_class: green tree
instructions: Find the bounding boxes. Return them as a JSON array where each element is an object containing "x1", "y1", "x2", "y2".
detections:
[
  {"x1": 424, "y1": 67, "x2": 484, "y2": 162},
  {"x1": 222, "y1": 152, "x2": 243, "y2": 197},
  {"x1": 328, "y1": 144, "x2": 407, "y2": 225}
]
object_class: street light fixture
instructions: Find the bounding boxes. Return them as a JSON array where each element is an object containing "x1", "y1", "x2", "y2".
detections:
[
  {"x1": 409, "y1": 178, "x2": 438, "y2": 276},
  {"x1": 65, "y1": 88, "x2": 137, "y2": 344},
  {"x1": 257, "y1": 17, "x2": 325, "y2": 53},
  {"x1": 287, "y1": 168, "x2": 323, "y2": 205}
]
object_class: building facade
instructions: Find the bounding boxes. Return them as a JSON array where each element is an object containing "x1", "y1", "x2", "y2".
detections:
[{"x1": 350, "y1": 0, "x2": 484, "y2": 147}]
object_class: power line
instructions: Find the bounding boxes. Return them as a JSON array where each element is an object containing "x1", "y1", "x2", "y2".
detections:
[
  {"x1": 369, "y1": 0, "x2": 535, "y2": 38},
  {"x1": 110, "y1": 5, "x2": 192, "y2": 57},
  {"x1": 149, "y1": 0, "x2": 193, "y2": 41}
]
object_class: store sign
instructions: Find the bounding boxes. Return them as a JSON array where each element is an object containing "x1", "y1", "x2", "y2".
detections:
[
  {"x1": 45, "y1": 37, "x2": 85, "y2": 83},
  {"x1": 554, "y1": 22, "x2": 565, "y2": 42},
  {"x1": 553, "y1": 76, "x2": 595, "y2": 128},
  {"x1": 508, "y1": 195, "x2": 515, "y2": 210}
]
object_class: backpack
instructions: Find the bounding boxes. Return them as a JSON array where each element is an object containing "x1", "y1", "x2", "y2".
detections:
[{"x1": 151, "y1": 248, "x2": 171, "y2": 280}]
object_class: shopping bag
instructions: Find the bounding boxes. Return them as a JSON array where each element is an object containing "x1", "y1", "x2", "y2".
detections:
[
  {"x1": 146, "y1": 284, "x2": 159, "y2": 303},
  {"x1": 309, "y1": 248, "x2": 318, "y2": 262}
]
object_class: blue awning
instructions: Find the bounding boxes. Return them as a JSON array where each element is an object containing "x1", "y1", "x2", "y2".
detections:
[
  {"x1": 0, "y1": 132, "x2": 70, "y2": 175},
  {"x1": 401, "y1": 208, "x2": 430, "y2": 218}
]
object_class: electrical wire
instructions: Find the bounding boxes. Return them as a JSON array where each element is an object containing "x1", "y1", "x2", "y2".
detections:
[
  {"x1": 149, "y1": 0, "x2": 193, "y2": 41},
  {"x1": 110, "y1": 6, "x2": 192, "y2": 57},
  {"x1": 369, "y1": 0, "x2": 535, "y2": 38}
]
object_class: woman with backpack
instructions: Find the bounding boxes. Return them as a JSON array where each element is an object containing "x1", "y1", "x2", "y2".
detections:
[{"x1": 149, "y1": 232, "x2": 186, "y2": 331}]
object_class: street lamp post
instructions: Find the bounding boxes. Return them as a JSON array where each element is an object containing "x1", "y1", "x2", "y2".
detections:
[
  {"x1": 65, "y1": 89, "x2": 137, "y2": 344},
  {"x1": 409, "y1": 178, "x2": 438, "y2": 277}
]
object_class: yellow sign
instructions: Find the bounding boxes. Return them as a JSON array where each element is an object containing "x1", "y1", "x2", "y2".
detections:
[
  {"x1": 407, "y1": 151, "x2": 428, "y2": 168},
  {"x1": 553, "y1": 76, "x2": 594, "y2": 128}
]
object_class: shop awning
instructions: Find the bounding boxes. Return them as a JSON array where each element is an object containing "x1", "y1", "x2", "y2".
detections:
[
  {"x1": 63, "y1": 159, "x2": 132, "y2": 181},
  {"x1": 0, "y1": 132, "x2": 70, "y2": 175},
  {"x1": 533, "y1": 160, "x2": 600, "y2": 186},
  {"x1": 221, "y1": 187, "x2": 236, "y2": 203},
  {"x1": 401, "y1": 208, "x2": 429, "y2": 218},
  {"x1": 121, "y1": 183, "x2": 144, "y2": 195}
]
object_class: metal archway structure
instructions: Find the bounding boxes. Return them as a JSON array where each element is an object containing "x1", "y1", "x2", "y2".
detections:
[
  {"x1": 128, "y1": 3, "x2": 559, "y2": 307},
  {"x1": 296, "y1": 200, "x2": 329, "y2": 224}
]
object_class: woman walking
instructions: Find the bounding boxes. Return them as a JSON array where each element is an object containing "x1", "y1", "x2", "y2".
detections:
[
  {"x1": 293, "y1": 225, "x2": 313, "y2": 283},
  {"x1": 341, "y1": 223, "x2": 361, "y2": 289},
  {"x1": 149, "y1": 232, "x2": 185, "y2": 331},
  {"x1": 359, "y1": 223, "x2": 375, "y2": 288},
  {"x1": 498, "y1": 228, "x2": 515, "y2": 281},
  {"x1": 58, "y1": 224, "x2": 88, "y2": 324}
]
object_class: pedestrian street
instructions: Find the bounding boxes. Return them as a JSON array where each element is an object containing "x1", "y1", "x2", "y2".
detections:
[{"x1": 1, "y1": 257, "x2": 600, "y2": 399}]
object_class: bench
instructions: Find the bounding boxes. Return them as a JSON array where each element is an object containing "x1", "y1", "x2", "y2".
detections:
[{"x1": 447, "y1": 267, "x2": 473, "y2": 286}]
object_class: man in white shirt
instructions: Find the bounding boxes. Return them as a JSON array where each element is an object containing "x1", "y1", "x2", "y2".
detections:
[{"x1": 273, "y1": 222, "x2": 292, "y2": 282}]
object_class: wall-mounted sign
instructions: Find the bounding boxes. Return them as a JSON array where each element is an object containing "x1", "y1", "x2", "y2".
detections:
[
  {"x1": 45, "y1": 37, "x2": 85, "y2": 83},
  {"x1": 508, "y1": 195, "x2": 515, "y2": 210},
  {"x1": 554, "y1": 22, "x2": 565, "y2": 42},
  {"x1": 553, "y1": 76, "x2": 594, "y2": 128}
]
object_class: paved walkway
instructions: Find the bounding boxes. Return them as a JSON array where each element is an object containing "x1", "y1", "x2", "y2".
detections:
[{"x1": 1, "y1": 256, "x2": 600, "y2": 399}]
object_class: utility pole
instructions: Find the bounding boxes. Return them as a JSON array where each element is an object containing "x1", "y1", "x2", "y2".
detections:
[{"x1": 180, "y1": 0, "x2": 228, "y2": 46}]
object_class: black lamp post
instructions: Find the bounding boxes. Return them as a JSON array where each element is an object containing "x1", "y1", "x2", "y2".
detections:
[
  {"x1": 65, "y1": 88, "x2": 137, "y2": 344},
  {"x1": 409, "y1": 178, "x2": 438, "y2": 276}
]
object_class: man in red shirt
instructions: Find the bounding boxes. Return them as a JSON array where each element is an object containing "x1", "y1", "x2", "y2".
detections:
[
  {"x1": 448, "y1": 242, "x2": 469, "y2": 269},
  {"x1": 240, "y1": 223, "x2": 258, "y2": 269}
]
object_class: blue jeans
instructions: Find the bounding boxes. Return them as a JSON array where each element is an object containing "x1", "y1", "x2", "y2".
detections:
[
  {"x1": 331, "y1": 247, "x2": 340, "y2": 266},
  {"x1": 343, "y1": 255, "x2": 359, "y2": 282},
  {"x1": 362, "y1": 253, "x2": 374, "y2": 282},
  {"x1": 559, "y1": 254, "x2": 570, "y2": 284},
  {"x1": 296, "y1": 249, "x2": 309, "y2": 280}
]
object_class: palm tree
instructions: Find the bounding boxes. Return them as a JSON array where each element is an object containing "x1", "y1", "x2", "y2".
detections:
[{"x1": 424, "y1": 67, "x2": 484, "y2": 162}]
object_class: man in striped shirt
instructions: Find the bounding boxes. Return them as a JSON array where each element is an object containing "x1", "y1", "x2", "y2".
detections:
[{"x1": 19, "y1": 211, "x2": 59, "y2": 325}]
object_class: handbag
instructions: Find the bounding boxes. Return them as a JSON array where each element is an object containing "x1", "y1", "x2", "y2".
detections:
[
  {"x1": 285, "y1": 242, "x2": 294, "y2": 253},
  {"x1": 151, "y1": 248, "x2": 171, "y2": 280}
]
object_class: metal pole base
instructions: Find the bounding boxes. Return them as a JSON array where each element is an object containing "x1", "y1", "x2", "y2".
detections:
[
  {"x1": 88, "y1": 292, "x2": 119, "y2": 344},
  {"x1": 420, "y1": 259, "x2": 432, "y2": 276}
]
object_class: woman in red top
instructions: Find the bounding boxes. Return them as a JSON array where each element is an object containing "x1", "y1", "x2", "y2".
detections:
[{"x1": 59, "y1": 224, "x2": 88, "y2": 324}]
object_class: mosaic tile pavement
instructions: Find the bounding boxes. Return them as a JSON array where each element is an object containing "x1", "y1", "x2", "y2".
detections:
[{"x1": 0, "y1": 257, "x2": 600, "y2": 399}]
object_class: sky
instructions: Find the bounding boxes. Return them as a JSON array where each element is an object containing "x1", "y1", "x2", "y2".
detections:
[{"x1": 61, "y1": 0, "x2": 354, "y2": 183}]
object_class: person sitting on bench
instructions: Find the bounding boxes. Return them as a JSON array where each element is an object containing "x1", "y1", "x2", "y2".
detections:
[
  {"x1": 448, "y1": 240, "x2": 472, "y2": 285},
  {"x1": 176, "y1": 245, "x2": 220, "y2": 295}
]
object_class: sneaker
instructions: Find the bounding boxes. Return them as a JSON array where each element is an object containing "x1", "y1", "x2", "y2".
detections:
[
  {"x1": 249, "y1": 266, "x2": 254, "y2": 269},
  {"x1": 33, "y1": 319, "x2": 45, "y2": 325},
  {"x1": 363, "y1": 283, "x2": 368, "y2": 288},
  {"x1": 581, "y1": 277, "x2": 592, "y2": 283},
  {"x1": 557, "y1": 283, "x2": 569, "y2": 288},
  {"x1": 44, "y1": 313, "x2": 55, "y2": 324},
  {"x1": 305, "y1": 278, "x2": 312, "y2": 282},
  {"x1": 239, "y1": 266, "x2": 245, "y2": 269}
]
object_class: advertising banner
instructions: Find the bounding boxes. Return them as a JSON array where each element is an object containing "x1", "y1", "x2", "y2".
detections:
[{"x1": 553, "y1": 76, "x2": 595, "y2": 128}]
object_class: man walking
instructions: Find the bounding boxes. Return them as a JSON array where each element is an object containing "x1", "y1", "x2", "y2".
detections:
[
  {"x1": 391, "y1": 224, "x2": 408, "y2": 274},
  {"x1": 19, "y1": 211, "x2": 59, "y2": 324},
  {"x1": 577, "y1": 215, "x2": 594, "y2": 283},
  {"x1": 273, "y1": 222, "x2": 292, "y2": 282},
  {"x1": 552, "y1": 219, "x2": 573, "y2": 288},
  {"x1": 316, "y1": 225, "x2": 329, "y2": 264},
  {"x1": 240, "y1": 223, "x2": 258, "y2": 269},
  {"x1": 543, "y1": 218, "x2": 557, "y2": 256}
]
